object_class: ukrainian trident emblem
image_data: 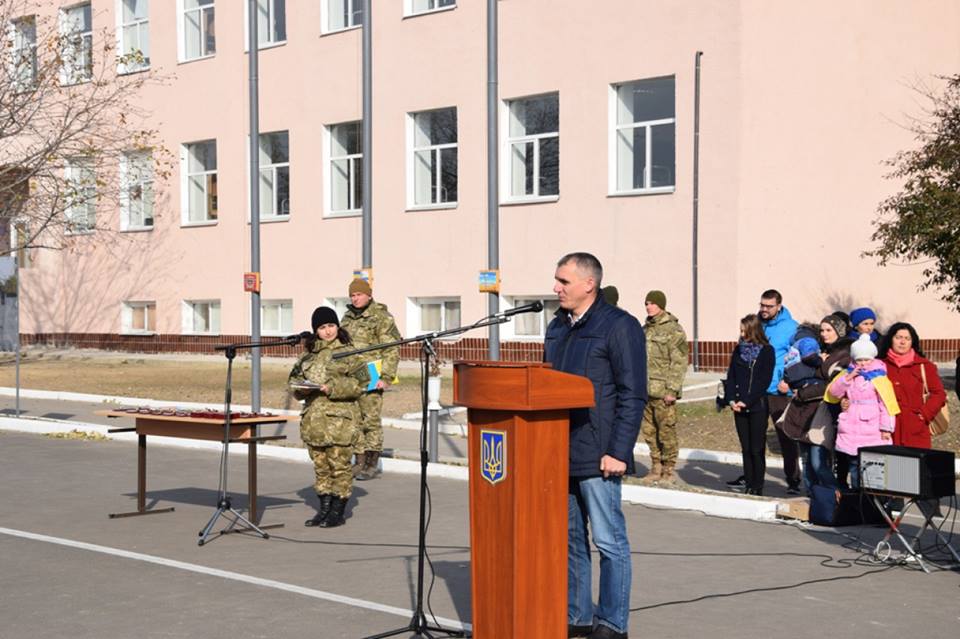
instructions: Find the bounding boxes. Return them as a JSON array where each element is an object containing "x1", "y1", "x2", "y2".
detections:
[{"x1": 480, "y1": 430, "x2": 507, "y2": 485}]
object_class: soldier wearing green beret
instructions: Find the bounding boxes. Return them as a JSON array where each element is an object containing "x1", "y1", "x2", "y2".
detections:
[
  {"x1": 640, "y1": 290, "x2": 689, "y2": 486},
  {"x1": 341, "y1": 278, "x2": 402, "y2": 480},
  {"x1": 289, "y1": 306, "x2": 369, "y2": 528}
]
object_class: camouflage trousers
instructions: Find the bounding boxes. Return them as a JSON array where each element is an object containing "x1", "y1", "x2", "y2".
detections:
[
  {"x1": 307, "y1": 444, "x2": 354, "y2": 498},
  {"x1": 641, "y1": 398, "x2": 679, "y2": 465},
  {"x1": 355, "y1": 390, "x2": 384, "y2": 453}
]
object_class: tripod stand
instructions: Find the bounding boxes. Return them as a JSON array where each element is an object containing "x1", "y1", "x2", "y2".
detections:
[
  {"x1": 198, "y1": 337, "x2": 297, "y2": 546},
  {"x1": 334, "y1": 311, "x2": 524, "y2": 638}
]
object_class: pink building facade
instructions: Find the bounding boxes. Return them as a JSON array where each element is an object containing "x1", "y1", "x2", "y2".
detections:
[{"x1": 14, "y1": 0, "x2": 960, "y2": 367}]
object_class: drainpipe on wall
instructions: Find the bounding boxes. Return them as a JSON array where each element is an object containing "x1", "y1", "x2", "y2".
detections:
[
  {"x1": 249, "y1": 0, "x2": 262, "y2": 411},
  {"x1": 692, "y1": 51, "x2": 703, "y2": 371},
  {"x1": 487, "y1": 0, "x2": 500, "y2": 360},
  {"x1": 362, "y1": 0, "x2": 372, "y2": 270}
]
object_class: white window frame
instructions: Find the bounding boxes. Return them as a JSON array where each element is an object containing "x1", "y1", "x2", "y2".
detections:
[
  {"x1": 59, "y1": 3, "x2": 93, "y2": 85},
  {"x1": 64, "y1": 159, "x2": 96, "y2": 234},
  {"x1": 499, "y1": 296, "x2": 561, "y2": 341},
  {"x1": 608, "y1": 76, "x2": 676, "y2": 196},
  {"x1": 404, "y1": 0, "x2": 457, "y2": 18},
  {"x1": 325, "y1": 121, "x2": 362, "y2": 218},
  {"x1": 260, "y1": 299, "x2": 293, "y2": 336},
  {"x1": 181, "y1": 299, "x2": 221, "y2": 335},
  {"x1": 244, "y1": 0, "x2": 286, "y2": 50},
  {"x1": 321, "y1": 0, "x2": 363, "y2": 35},
  {"x1": 8, "y1": 15, "x2": 38, "y2": 90},
  {"x1": 406, "y1": 297, "x2": 461, "y2": 337},
  {"x1": 120, "y1": 150, "x2": 154, "y2": 231},
  {"x1": 180, "y1": 140, "x2": 218, "y2": 226},
  {"x1": 406, "y1": 107, "x2": 458, "y2": 211},
  {"x1": 177, "y1": 0, "x2": 215, "y2": 63},
  {"x1": 122, "y1": 300, "x2": 157, "y2": 334},
  {"x1": 501, "y1": 93, "x2": 560, "y2": 204},
  {"x1": 115, "y1": 0, "x2": 150, "y2": 74},
  {"x1": 257, "y1": 130, "x2": 290, "y2": 220}
]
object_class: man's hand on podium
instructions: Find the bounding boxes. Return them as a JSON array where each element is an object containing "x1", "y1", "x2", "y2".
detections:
[{"x1": 600, "y1": 455, "x2": 626, "y2": 478}]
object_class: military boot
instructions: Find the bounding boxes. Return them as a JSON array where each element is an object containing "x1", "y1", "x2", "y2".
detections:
[
  {"x1": 640, "y1": 461, "x2": 662, "y2": 485},
  {"x1": 318, "y1": 496, "x2": 348, "y2": 528},
  {"x1": 356, "y1": 451, "x2": 382, "y2": 481},
  {"x1": 659, "y1": 464, "x2": 679, "y2": 486},
  {"x1": 351, "y1": 452, "x2": 367, "y2": 478},
  {"x1": 305, "y1": 494, "x2": 333, "y2": 527}
]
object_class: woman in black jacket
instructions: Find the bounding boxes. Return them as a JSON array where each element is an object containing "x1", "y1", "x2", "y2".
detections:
[{"x1": 723, "y1": 314, "x2": 775, "y2": 495}]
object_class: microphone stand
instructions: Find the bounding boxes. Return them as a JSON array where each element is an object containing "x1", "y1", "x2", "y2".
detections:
[
  {"x1": 197, "y1": 336, "x2": 299, "y2": 547},
  {"x1": 334, "y1": 313, "x2": 520, "y2": 639}
]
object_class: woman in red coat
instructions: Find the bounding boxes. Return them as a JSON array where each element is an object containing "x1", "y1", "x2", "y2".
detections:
[{"x1": 880, "y1": 322, "x2": 947, "y2": 448}]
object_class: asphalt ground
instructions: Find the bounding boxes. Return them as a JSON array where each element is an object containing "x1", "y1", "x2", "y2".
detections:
[{"x1": 1, "y1": 429, "x2": 959, "y2": 638}]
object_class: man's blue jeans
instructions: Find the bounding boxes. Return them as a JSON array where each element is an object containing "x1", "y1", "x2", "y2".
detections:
[
  {"x1": 568, "y1": 476, "x2": 631, "y2": 634},
  {"x1": 799, "y1": 442, "x2": 839, "y2": 495}
]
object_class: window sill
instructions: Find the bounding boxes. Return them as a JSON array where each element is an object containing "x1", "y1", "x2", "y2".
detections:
[
  {"x1": 501, "y1": 195, "x2": 559, "y2": 207},
  {"x1": 403, "y1": 5, "x2": 457, "y2": 19},
  {"x1": 117, "y1": 65, "x2": 150, "y2": 76},
  {"x1": 607, "y1": 187, "x2": 675, "y2": 198},
  {"x1": 65, "y1": 229, "x2": 95, "y2": 237},
  {"x1": 60, "y1": 78, "x2": 92, "y2": 88},
  {"x1": 406, "y1": 203, "x2": 458, "y2": 212},
  {"x1": 182, "y1": 332, "x2": 222, "y2": 337},
  {"x1": 325, "y1": 210, "x2": 362, "y2": 219},
  {"x1": 121, "y1": 226, "x2": 154, "y2": 233},
  {"x1": 181, "y1": 220, "x2": 218, "y2": 228},
  {"x1": 245, "y1": 40, "x2": 286, "y2": 53},
  {"x1": 178, "y1": 54, "x2": 215, "y2": 65},
  {"x1": 121, "y1": 331, "x2": 156, "y2": 336},
  {"x1": 249, "y1": 215, "x2": 290, "y2": 224},
  {"x1": 321, "y1": 24, "x2": 362, "y2": 37}
]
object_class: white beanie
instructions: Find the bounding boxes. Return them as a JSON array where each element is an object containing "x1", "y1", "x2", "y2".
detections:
[{"x1": 850, "y1": 333, "x2": 878, "y2": 361}]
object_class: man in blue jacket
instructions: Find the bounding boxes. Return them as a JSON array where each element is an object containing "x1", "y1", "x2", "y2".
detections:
[
  {"x1": 544, "y1": 252, "x2": 647, "y2": 639},
  {"x1": 758, "y1": 289, "x2": 801, "y2": 494}
]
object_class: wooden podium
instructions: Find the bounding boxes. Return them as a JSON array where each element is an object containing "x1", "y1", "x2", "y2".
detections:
[{"x1": 453, "y1": 361, "x2": 595, "y2": 639}]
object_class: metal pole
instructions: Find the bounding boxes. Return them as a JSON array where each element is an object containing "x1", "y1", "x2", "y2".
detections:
[
  {"x1": 486, "y1": 0, "x2": 499, "y2": 360},
  {"x1": 14, "y1": 250, "x2": 20, "y2": 417},
  {"x1": 361, "y1": 0, "x2": 372, "y2": 269},
  {"x1": 692, "y1": 51, "x2": 703, "y2": 371},
  {"x1": 249, "y1": 1, "x2": 261, "y2": 411},
  {"x1": 427, "y1": 376, "x2": 441, "y2": 463}
]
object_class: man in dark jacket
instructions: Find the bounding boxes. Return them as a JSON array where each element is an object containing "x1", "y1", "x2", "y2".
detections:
[{"x1": 544, "y1": 252, "x2": 647, "y2": 639}]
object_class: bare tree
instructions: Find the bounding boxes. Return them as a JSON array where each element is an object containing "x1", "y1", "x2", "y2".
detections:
[{"x1": 0, "y1": 0, "x2": 170, "y2": 257}]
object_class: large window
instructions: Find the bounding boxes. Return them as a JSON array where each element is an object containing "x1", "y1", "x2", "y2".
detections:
[
  {"x1": 261, "y1": 299, "x2": 293, "y2": 335},
  {"x1": 249, "y1": 0, "x2": 286, "y2": 47},
  {"x1": 182, "y1": 140, "x2": 217, "y2": 224},
  {"x1": 64, "y1": 159, "x2": 96, "y2": 233},
  {"x1": 504, "y1": 94, "x2": 559, "y2": 200},
  {"x1": 323, "y1": 0, "x2": 362, "y2": 33},
  {"x1": 406, "y1": 0, "x2": 456, "y2": 16},
  {"x1": 182, "y1": 300, "x2": 220, "y2": 334},
  {"x1": 121, "y1": 151, "x2": 154, "y2": 230},
  {"x1": 507, "y1": 297, "x2": 560, "y2": 339},
  {"x1": 258, "y1": 131, "x2": 290, "y2": 219},
  {"x1": 122, "y1": 301, "x2": 156, "y2": 334},
  {"x1": 180, "y1": 0, "x2": 215, "y2": 61},
  {"x1": 60, "y1": 3, "x2": 93, "y2": 85},
  {"x1": 117, "y1": 0, "x2": 150, "y2": 72},
  {"x1": 611, "y1": 76, "x2": 675, "y2": 194},
  {"x1": 408, "y1": 107, "x2": 457, "y2": 208},
  {"x1": 328, "y1": 121, "x2": 362, "y2": 216},
  {"x1": 410, "y1": 297, "x2": 460, "y2": 335},
  {"x1": 10, "y1": 15, "x2": 37, "y2": 89}
]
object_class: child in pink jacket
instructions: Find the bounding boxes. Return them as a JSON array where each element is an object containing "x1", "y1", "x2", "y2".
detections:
[{"x1": 825, "y1": 333, "x2": 900, "y2": 489}]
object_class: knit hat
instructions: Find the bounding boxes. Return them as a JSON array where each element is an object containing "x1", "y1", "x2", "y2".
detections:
[
  {"x1": 795, "y1": 336, "x2": 820, "y2": 359},
  {"x1": 348, "y1": 278, "x2": 372, "y2": 296},
  {"x1": 821, "y1": 314, "x2": 848, "y2": 338},
  {"x1": 850, "y1": 333, "x2": 878, "y2": 361},
  {"x1": 311, "y1": 306, "x2": 340, "y2": 332},
  {"x1": 645, "y1": 290, "x2": 667, "y2": 310},
  {"x1": 602, "y1": 285, "x2": 619, "y2": 306},
  {"x1": 850, "y1": 307, "x2": 876, "y2": 328}
]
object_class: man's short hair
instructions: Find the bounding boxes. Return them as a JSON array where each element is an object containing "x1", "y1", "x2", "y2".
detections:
[
  {"x1": 558, "y1": 252, "x2": 603, "y2": 286},
  {"x1": 760, "y1": 289, "x2": 782, "y2": 304}
]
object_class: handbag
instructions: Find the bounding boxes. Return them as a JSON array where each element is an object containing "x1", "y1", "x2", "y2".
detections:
[
  {"x1": 804, "y1": 401, "x2": 837, "y2": 450},
  {"x1": 920, "y1": 362, "x2": 951, "y2": 436}
]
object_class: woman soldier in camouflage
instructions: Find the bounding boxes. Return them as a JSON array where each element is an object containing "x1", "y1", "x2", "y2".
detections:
[{"x1": 289, "y1": 306, "x2": 368, "y2": 528}]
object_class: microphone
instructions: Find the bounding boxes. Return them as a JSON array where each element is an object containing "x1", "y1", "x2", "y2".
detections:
[
  {"x1": 285, "y1": 331, "x2": 314, "y2": 344},
  {"x1": 497, "y1": 301, "x2": 544, "y2": 318}
]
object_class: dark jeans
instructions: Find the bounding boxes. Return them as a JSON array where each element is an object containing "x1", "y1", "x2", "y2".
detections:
[
  {"x1": 734, "y1": 399, "x2": 768, "y2": 493},
  {"x1": 836, "y1": 451, "x2": 860, "y2": 489},
  {"x1": 769, "y1": 394, "x2": 801, "y2": 489},
  {"x1": 799, "y1": 442, "x2": 838, "y2": 495}
]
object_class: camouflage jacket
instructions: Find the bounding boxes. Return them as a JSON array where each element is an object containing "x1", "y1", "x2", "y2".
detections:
[
  {"x1": 341, "y1": 300, "x2": 402, "y2": 380},
  {"x1": 644, "y1": 311, "x2": 689, "y2": 399},
  {"x1": 288, "y1": 338, "x2": 368, "y2": 447}
]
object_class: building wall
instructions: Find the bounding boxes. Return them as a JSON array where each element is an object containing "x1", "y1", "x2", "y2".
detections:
[{"x1": 15, "y1": 0, "x2": 960, "y2": 360}]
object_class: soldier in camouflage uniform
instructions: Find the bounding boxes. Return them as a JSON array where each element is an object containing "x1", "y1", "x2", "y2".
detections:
[
  {"x1": 340, "y1": 278, "x2": 402, "y2": 480},
  {"x1": 289, "y1": 306, "x2": 369, "y2": 528},
  {"x1": 640, "y1": 290, "x2": 689, "y2": 485}
]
